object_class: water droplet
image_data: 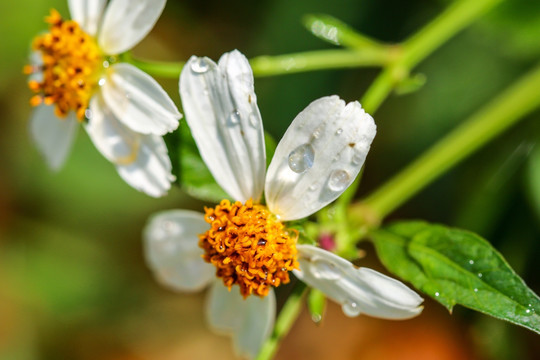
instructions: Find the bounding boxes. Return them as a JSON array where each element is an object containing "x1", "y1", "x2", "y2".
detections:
[
  {"x1": 191, "y1": 58, "x2": 210, "y2": 74},
  {"x1": 327, "y1": 170, "x2": 351, "y2": 191},
  {"x1": 311, "y1": 314, "x2": 322, "y2": 324},
  {"x1": 342, "y1": 299, "x2": 361, "y2": 317},
  {"x1": 249, "y1": 112, "x2": 259, "y2": 127},
  {"x1": 469, "y1": 260, "x2": 474, "y2": 265},
  {"x1": 308, "y1": 184, "x2": 318, "y2": 191},
  {"x1": 228, "y1": 109, "x2": 241, "y2": 126},
  {"x1": 435, "y1": 292, "x2": 440, "y2": 297},
  {"x1": 351, "y1": 149, "x2": 367, "y2": 166},
  {"x1": 477, "y1": 273, "x2": 483, "y2": 278},
  {"x1": 98, "y1": 78, "x2": 106, "y2": 86},
  {"x1": 288, "y1": 143, "x2": 315, "y2": 173},
  {"x1": 333, "y1": 153, "x2": 341, "y2": 162},
  {"x1": 473, "y1": 288, "x2": 478, "y2": 292},
  {"x1": 312, "y1": 129, "x2": 321, "y2": 139},
  {"x1": 335, "y1": 128, "x2": 343, "y2": 135},
  {"x1": 102, "y1": 60, "x2": 110, "y2": 68},
  {"x1": 311, "y1": 258, "x2": 341, "y2": 280},
  {"x1": 84, "y1": 109, "x2": 92, "y2": 119},
  {"x1": 258, "y1": 239, "x2": 267, "y2": 246},
  {"x1": 526, "y1": 309, "x2": 531, "y2": 314}
]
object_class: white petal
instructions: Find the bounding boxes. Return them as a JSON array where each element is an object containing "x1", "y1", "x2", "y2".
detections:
[
  {"x1": 68, "y1": 0, "x2": 107, "y2": 36},
  {"x1": 116, "y1": 134, "x2": 175, "y2": 197},
  {"x1": 206, "y1": 281, "x2": 275, "y2": 359},
  {"x1": 98, "y1": 0, "x2": 166, "y2": 54},
  {"x1": 143, "y1": 210, "x2": 214, "y2": 292},
  {"x1": 293, "y1": 245, "x2": 423, "y2": 320},
  {"x1": 85, "y1": 95, "x2": 140, "y2": 164},
  {"x1": 265, "y1": 96, "x2": 376, "y2": 221},
  {"x1": 29, "y1": 105, "x2": 78, "y2": 171},
  {"x1": 179, "y1": 50, "x2": 266, "y2": 203},
  {"x1": 101, "y1": 63, "x2": 181, "y2": 135}
]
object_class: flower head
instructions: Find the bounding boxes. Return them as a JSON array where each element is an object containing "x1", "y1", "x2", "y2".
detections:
[
  {"x1": 26, "y1": 0, "x2": 181, "y2": 197},
  {"x1": 144, "y1": 50, "x2": 423, "y2": 358}
]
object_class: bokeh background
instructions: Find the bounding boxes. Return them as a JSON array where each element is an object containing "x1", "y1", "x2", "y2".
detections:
[{"x1": 1, "y1": 0, "x2": 539, "y2": 359}]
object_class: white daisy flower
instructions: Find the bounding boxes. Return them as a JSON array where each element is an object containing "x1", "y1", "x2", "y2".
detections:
[
  {"x1": 144, "y1": 50, "x2": 423, "y2": 358},
  {"x1": 25, "y1": 0, "x2": 181, "y2": 197}
]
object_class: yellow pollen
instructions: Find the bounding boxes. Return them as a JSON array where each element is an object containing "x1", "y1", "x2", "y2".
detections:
[
  {"x1": 26, "y1": 9, "x2": 103, "y2": 121},
  {"x1": 199, "y1": 199, "x2": 299, "y2": 298}
]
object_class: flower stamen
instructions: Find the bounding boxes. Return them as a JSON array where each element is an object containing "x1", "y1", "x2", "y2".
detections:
[
  {"x1": 200, "y1": 199, "x2": 299, "y2": 298},
  {"x1": 26, "y1": 9, "x2": 103, "y2": 120}
]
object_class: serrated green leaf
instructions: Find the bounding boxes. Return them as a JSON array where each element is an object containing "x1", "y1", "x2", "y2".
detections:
[
  {"x1": 372, "y1": 221, "x2": 540, "y2": 334},
  {"x1": 179, "y1": 121, "x2": 279, "y2": 203},
  {"x1": 302, "y1": 14, "x2": 381, "y2": 49}
]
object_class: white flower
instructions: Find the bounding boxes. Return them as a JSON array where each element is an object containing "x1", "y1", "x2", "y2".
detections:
[
  {"x1": 144, "y1": 50, "x2": 423, "y2": 358},
  {"x1": 26, "y1": 0, "x2": 181, "y2": 197}
]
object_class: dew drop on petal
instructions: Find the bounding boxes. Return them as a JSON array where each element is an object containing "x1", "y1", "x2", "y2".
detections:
[
  {"x1": 311, "y1": 257, "x2": 341, "y2": 280},
  {"x1": 249, "y1": 112, "x2": 259, "y2": 127},
  {"x1": 98, "y1": 78, "x2": 106, "y2": 86},
  {"x1": 227, "y1": 109, "x2": 241, "y2": 126},
  {"x1": 191, "y1": 58, "x2": 210, "y2": 74},
  {"x1": 335, "y1": 128, "x2": 343, "y2": 135},
  {"x1": 327, "y1": 170, "x2": 351, "y2": 192},
  {"x1": 308, "y1": 184, "x2": 318, "y2": 192},
  {"x1": 342, "y1": 299, "x2": 361, "y2": 317},
  {"x1": 102, "y1": 60, "x2": 110, "y2": 68},
  {"x1": 288, "y1": 143, "x2": 315, "y2": 173},
  {"x1": 84, "y1": 109, "x2": 93, "y2": 119},
  {"x1": 312, "y1": 129, "x2": 321, "y2": 139},
  {"x1": 351, "y1": 149, "x2": 367, "y2": 166}
]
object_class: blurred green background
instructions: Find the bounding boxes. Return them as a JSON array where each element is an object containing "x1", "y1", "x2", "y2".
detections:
[{"x1": 1, "y1": 0, "x2": 539, "y2": 359}]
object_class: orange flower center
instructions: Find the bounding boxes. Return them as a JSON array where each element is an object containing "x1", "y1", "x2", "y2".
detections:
[
  {"x1": 24, "y1": 9, "x2": 103, "y2": 120},
  {"x1": 200, "y1": 199, "x2": 299, "y2": 298}
]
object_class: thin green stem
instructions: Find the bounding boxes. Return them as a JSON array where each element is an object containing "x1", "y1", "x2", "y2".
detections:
[
  {"x1": 361, "y1": 0, "x2": 503, "y2": 113},
  {"x1": 255, "y1": 282, "x2": 307, "y2": 360},
  {"x1": 127, "y1": 48, "x2": 393, "y2": 79},
  {"x1": 351, "y1": 62, "x2": 540, "y2": 221}
]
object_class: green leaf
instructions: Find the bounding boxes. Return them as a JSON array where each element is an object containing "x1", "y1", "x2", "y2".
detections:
[
  {"x1": 178, "y1": 120, "x2": 279, "y2": 203},
  {"x1": 526, "y1": 145, "x2": 540, "y2": 221},
  {"x1": 372, "y1": 221, "x2": 540, "y2": 334},
  {"x1": 302, "y1": 14, "x2": 381, "y2": 50},
  {"x1": 307, "y1": 288, "x2": 326, "y2": 324}
]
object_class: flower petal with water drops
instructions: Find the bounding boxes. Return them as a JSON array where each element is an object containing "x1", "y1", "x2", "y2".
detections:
[
  {"x1": 265, "y1": 96, "x2": 376, "y2": 221},
  {"x1": 85, "y1": 94, "x2": 140, "y2": 165},
  {"x1": 98, "y1": 0, "x2": 166, "y2": 54},
  {"x1": 115, "y1": 133, "x2": 175, "y2": 197},
  {"x1": 30, "y1": 104, "x2": 78, "y2": 171},
  {"x1": 143, "y1": 210, "x2": 214, "y2": 292},
  {"x1": 68, "y1": 0, "x2": 107, "y2": 36},
  {"x1": 206, "y1": 281, "x2": 275, "y2": 359},
  {"x1": 294, "y1": 245, "x2": 424, "y2": 320},
  {"x1": 179, "y1": 50, "x2": 266, "y2": 203},
  {"x1": 101, "y1": 63, "x2": 181, "y2": 136}
]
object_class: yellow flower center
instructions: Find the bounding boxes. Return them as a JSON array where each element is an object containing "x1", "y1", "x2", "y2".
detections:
[
  {"x1": 24, "y1": 9, "x2": 103, "y2": 120},
  {"x1": 200, "y1": 199, "x2": 299, "y2": 298}
]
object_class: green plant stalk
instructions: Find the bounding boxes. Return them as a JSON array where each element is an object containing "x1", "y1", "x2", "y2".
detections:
[
  {"x1": 352, "y1": 62, "x2": 540, "y2": 222},
  {"x1": 361, "y1": 0, "x2": 504, "y2": 112},
  {"x1": 129, "y1": 48, "x2": 391, "y2": 79},
  {"x1": 255, "y1": 282, "x2": 307, "y2": 360}
]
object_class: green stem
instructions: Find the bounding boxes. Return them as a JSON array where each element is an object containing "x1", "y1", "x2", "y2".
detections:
[
  {"x1": 127, "y1": 48, "x2": 392, "y2": 79},
  {"x1": 352, "y1": 62, "x2": 540, "y2": 221},
  {"x1": 361, "y1": 0, "x2": 503, "y2": 113},
  {"x1": 255, "y1": 282, "x2": 307, "y2": 360}
]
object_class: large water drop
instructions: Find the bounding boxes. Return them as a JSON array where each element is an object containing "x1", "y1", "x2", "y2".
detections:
[
  {"x1": 342, "y1": 299, "x2": 361, "y2": 317},
  {"x1": 328, "y1": 169, "x2": 351, "y2": 191},
  {"x1": 191, "y1": 58, "x2": 210, "y2": 74},
  {"x1": 288, "y1": 143, "x2": 315, "y2": 173}
]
